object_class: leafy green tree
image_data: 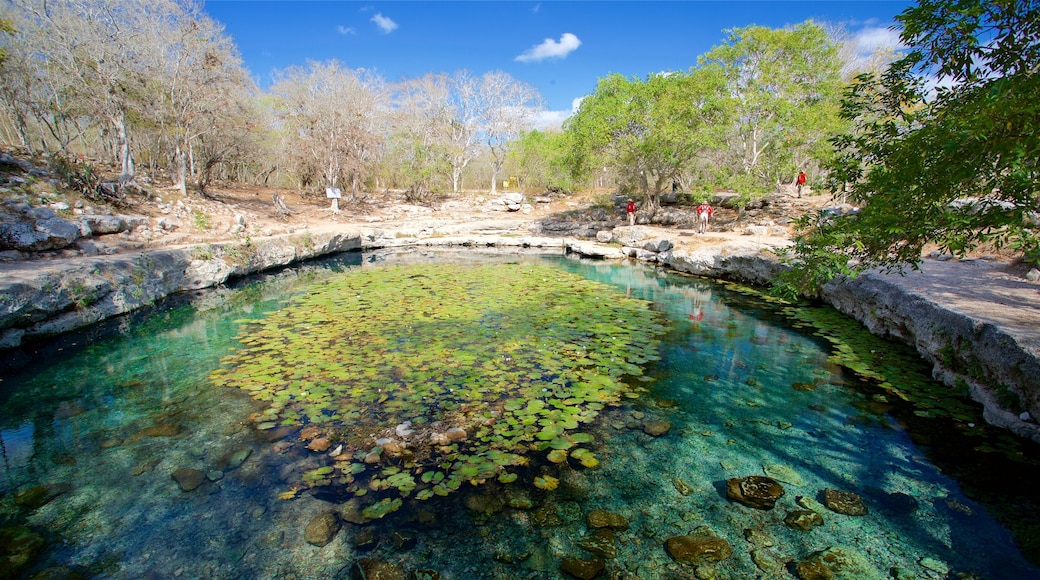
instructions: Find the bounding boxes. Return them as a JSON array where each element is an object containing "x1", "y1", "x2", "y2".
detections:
[
  {"x1": 779, "y1": 0, "x2": 1040, "y2": 297},
  {"x1": 507, "y1": 129, "x2": 578, "y2": 193},
  {"x1": 564, "y1": 69, "x2": 729, "y2": 211},
  {"x1": 701, "y1": 22, "x2": 845, "y2": 193}
]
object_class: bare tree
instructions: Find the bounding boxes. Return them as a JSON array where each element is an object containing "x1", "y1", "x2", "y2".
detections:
[
  {"x1": 443, "y1": 70, "x2": 481, "y2": 193},
  {"x1": 476, "y1": 71, "x2": 543, "y2": 194},
  {"x1": 270, "y1": 60, "x2": 385, "y2": 210},
  {"x1": 387, "y1": 74, "x2": 453, "y2": 200}
]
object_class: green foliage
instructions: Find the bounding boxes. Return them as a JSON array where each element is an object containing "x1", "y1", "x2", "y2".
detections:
[
  {"x1": 212, "y1": 263, "x2": 665, "y2": 502},
  {"x1": 507, "y1": 129, "x2": 578, "y2": 194},
  {"x1": 786, "y1": 0, "x2": 1040, "y2": 294},
  {"x1": 700, "y1": 22, "x2": 846, "y2": 190},
  {"x1": 563, "y1": 68, "x2": 730, "y2": 209},
  {"x1": 191, "y1": 209, "x2": 211, "y2": 231}
]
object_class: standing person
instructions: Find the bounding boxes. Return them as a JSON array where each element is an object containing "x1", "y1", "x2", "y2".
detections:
[
  {"x1": 796, "y1": 170, "x2": 807, "y2": 198},
  {"x1": 626, "y1": 199, "x2": 636, "y2": 226},
  {"x1": 696, "y1": 202, "x2": 713, "y2": 234}
]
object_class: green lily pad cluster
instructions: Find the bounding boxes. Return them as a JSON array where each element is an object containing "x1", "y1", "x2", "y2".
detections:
[{"x1": 211, "y1": 262, "x2": 665, "y2": 508}]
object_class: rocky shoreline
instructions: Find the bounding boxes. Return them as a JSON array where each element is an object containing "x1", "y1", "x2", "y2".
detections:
[{"x1": 2, "y1": 219, "x2": 1039, "y2": 443}]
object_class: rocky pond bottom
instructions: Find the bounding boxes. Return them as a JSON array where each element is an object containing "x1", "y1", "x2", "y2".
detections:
[{"x1": 2, "y1": 249, "x2": 1040, "y2": 579}]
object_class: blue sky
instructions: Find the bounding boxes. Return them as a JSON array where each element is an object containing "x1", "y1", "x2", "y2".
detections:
[{"x1": 204, "y1": 1, "x2": 912, "y2": 126}]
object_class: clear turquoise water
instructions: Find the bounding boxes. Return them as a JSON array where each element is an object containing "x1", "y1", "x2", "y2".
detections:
[{"x1": 2, "y1": 249, "x2": 1038, "y2": 579}]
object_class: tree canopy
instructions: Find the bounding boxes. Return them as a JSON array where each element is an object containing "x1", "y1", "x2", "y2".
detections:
[{"x1": 778, "y1": 0, "x2": 1040, "y2": 297}]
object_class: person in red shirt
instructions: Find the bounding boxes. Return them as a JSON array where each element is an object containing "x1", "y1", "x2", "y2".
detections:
[
  {"x1": 796, "y1": 170, "x2": 807, "y2": 198},
  {"x1": 696, "y1": 202, "x2": 713, "y2": 234},
  {"x1": 626, "y1": 199, "x2": 636, "y2": 226}
]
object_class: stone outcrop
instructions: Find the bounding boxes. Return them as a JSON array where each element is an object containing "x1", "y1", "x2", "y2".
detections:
[
  {"x1": 2, "y1": 205, "x2": 1039, "y2": 448},
  {"x1": 821, "y1": 261, "x2": 1040, "y2": 442}
]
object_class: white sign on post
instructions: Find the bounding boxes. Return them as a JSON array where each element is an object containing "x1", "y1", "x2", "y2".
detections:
[{"x1": 325, "y1": 187, "x2": 342, "y2": 199}]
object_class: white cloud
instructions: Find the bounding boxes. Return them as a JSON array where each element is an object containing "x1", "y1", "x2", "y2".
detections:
[
  {"x1": 337, "y1": 25, "x2": 356, "y2": 36},
  {"x1": 371, "y1": 13, "x2": 398, "y2": 34},
  {"x1": 852, "y1": 26, "x2": 905, "y2": 59},
  {"x1": 515, "y1": 32, "x2": 581, "y2": 63},
  {"x1": 532, "y1": 96, "x2": 585, "y2": 130}
]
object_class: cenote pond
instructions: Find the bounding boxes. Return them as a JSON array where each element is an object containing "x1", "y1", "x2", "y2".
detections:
[{"x1": 3, "y1": 249, "x2": 1040, "y2": 579}]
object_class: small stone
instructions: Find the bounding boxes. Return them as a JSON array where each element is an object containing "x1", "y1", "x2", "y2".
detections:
[
  {"x1": 763, "y1": 464, "x2": 804, "y2": 486},
  {"x1": 586, "y1": 509, "x2": 629, "y2": 530},
  {"x1": 664, "y1": 527, "x2": 733, "y2": 565},
  {"x1": 672, "y1": 477, "x2": 694, "y2": 496},
  {"x1": 207, "y1": 470, "x2": 224, "y2": 482},
  {"x1": 796, "y1": 495, "x2": 827, "y2": 513},
  {"x1": 742, "y1": 528, "x2": 776, "y2": 548},
  {"x1": 445, "y1": 427, "x2": 467, "y2": 442},
  {"x1": 306, "y1": 437, "x2": 331, "y2": 452},
  {"x1": 139, "y1": 423, "x2": 183, "y2": 437},
  {"x1": 340, "y1": 498, "x2": 368, "y2": 525},
  {"x1": 1026, "y1": 268, "x2": 1040, "y2": 282},
  {"x1": 299, "y1": 425, "x2": 322, "y2": 440},
  {"x1": 642, "y1": 421, "x2": 672, "y2": 436},
  {"x1": 131, "y1": 458, "x2": 161, "y2": 476},
  {"x1": 790, "y1": 545, "x2": 881, "y2": 580},
  {"x1": 750, "y1": 548, "x2": 782, "y2": 573},
  {"x1": 354, "y1": 527, "x2": 379, "y2": 551},
  {"x1": 390, "y1": 530, "x2": 416, "y2": 551},
  {"x1": 15, "y1": 483, "x2": 71, "y2": 509},
  {"x1": 784, "y1": 509, "x2": 824, "y2": 531},
  {"x1": 822, "y1": 489, "x2": 868, "y2": 516},
  {"x1": 878, "y1": 492, "x2": 919, "y2": 515},
  {"x1": 920, "y1": 557, "x2": 949, "y2": 575},
  {"x1": 577, "y1": 529, "x2": 617, "y2": 559},
  {"x1": 304, "y1": 511, "x2": 340, "y2": 547},
  {"x1": 560, "y1": 557, "x2": 605, "y2": 579},
  {"x1": 631, "y1": 411, "x2": 646, "y2": 420},
  {"x1": 349, "y1": 558, "x2": 406, "y2": 580},
  {"x1": 726, "y1": 476, "x2": 785, "y2": 510},
  {"x1": 171, "y1": 468, "x2": 206, "y2": 492}
]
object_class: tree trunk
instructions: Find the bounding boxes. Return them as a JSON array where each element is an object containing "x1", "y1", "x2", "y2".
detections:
[{"x1": 111, "y1": 111, "x2": 135, "y2": 184}]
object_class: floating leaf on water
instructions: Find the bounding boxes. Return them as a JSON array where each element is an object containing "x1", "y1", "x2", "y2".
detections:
[
  {"x1": 533, "y1": 475, "x2": 559, "y2": 490},
  {"x1": 213, "y1": 262, "x2": 666, "y2": 499},
  {"x1": 498, "y1": 472, "x2": 518, "y2": 484},
  {"x1": 361, "y1": 497, "x2": 403, "y2": 520},
  {"x1": 547, "y1": 449, "x2": 569, "y2": 463}
]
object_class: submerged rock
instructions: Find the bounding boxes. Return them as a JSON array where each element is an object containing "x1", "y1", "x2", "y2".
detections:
[
  {"x1": 577, "y1": 529, "x2": 618, "y2": 559},
  {"x1": 642, "y1": 421, "x2": 672, "y2": 436},
  {"x1": 139, "y1": 423, "x2": 183, "y2": 437},
  {"x1": 784, "y1": 509, "x2": 824, "y2": 531},
  {"x1": 349, "y1": 557, "x2": 406, "y2": 580},
  {"x1": 304, "y1": 511, "x2": 341, "y2": 547},
  {"x1": 726, "y1": 476, "x2": 785, "y2": 510},
  {"x1": 15, "y1": 483, "x2": 70, "y2": 509},
  {"x1": 586, "y1": 509, "x2": 629, "y2": 530},
  {"x1": 0, "y1": 525, "x2": 48, "y2": 578},
  {"x1": 878, "y1": 491, "x2": 919, "y2": 515},
  {"x1": 664, "y1": 526, "x2": 733, "y2": 565},
  {"x1": 171, "y1": 468, "x2": 206, "y2": 491},
  {"x1": 789, "y1": 545, "x2": 882, "y2": 580},
  {"x1": 560, "y1": 557, "x2": 605, "y2": 579},
  {"x1": 822, "y1": 489, "x2": 868, "y2": 516}
]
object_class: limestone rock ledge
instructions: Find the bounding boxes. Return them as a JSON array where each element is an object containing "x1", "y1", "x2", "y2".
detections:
[
  {"x1": 822, "y1": 267, "x2": 1040, "y2": 443},
  {"x1": 0, "y1": 231, "x2": 360, "y2": 349}
]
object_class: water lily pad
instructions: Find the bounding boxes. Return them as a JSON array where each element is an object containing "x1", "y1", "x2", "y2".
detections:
[{"x1": 214, "y1": 263, "x2": 665, "y2": 501}]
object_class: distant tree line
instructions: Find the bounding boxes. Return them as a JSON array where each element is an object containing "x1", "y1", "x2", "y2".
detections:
[{"x1": 0, "y1": 0, "x2": 882, "y2": 204}]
